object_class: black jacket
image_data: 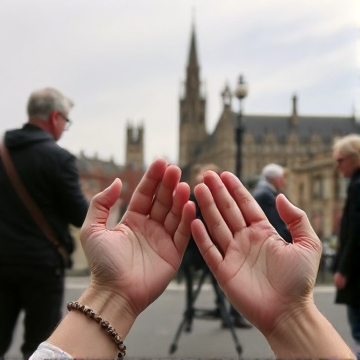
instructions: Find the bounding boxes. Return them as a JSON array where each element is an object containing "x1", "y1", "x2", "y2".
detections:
[
  {"x1": 0, "y1": 124, "x2": 88, "y2": 268},
  {"x1": 334, "y1": 169, "x2": 360, "y2": 306},
  {"x1": 252, "y1": 179, "x2": 292, "y2": 243},
  {"x1": 181, "y1": 193, "x2": 206, "y2": 270}
]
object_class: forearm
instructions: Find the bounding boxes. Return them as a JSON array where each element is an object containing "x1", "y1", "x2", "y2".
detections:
[
  {"x1": 48, "y1": 286, "x2": 137, "y2": 359},
  {"x1": 267, "y1": 303, "x2": 355, "y2": 359}
]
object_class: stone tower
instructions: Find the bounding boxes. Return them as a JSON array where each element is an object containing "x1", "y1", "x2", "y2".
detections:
[
  {"x1": 179, "y1": 24, "x2": 207, "y2": 168},
  {"x1": 126, "y1": 124, "x2": 144, "y2": 169}
]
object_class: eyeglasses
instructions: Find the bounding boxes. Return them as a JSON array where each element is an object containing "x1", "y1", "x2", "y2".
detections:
[{"x1": 58, "y1": 112, "x2": 72, "y2": 130}]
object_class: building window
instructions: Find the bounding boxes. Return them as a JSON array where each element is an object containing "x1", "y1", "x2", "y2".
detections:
[
  {"x1": 311, "y1": 209, "x2": 324, "y2": 238},
  {"x1": 322, "y1": 177, "x2": 330, "y2": 200},
  {"x1": 338, "y1": 177, "x2": 348, "y2": 200},
  {"x1": 312, "y1": 176, "x2": 322, "y2": 199},
  {"x1": 334, "y1": 175, "x2": 348, "y2": 200}
]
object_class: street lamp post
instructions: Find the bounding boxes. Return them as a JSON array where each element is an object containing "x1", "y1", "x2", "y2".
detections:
[{"x1": 234, "y1": 75, "x2": 248, "y2": 180}]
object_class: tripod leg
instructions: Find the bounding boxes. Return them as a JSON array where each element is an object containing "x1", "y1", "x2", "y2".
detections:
[
  {"x1": 212, "y1": 276, "x2": 243, "y2": 355},
  {"x1": 169, "y1": 266, "x2": 209, "y2": 354},
  {"x1": 184, "y1": 264, "x2": 194, "y2": 333},
  {"x1": 169, "y1": 316, "x2": 188, "y2": 354},
  {"x1": 192, "y1": 266, "x2": 209, "y2": 301},
  {"x1": 169, "y1": 270, "x2": 193, "y2": 353}
]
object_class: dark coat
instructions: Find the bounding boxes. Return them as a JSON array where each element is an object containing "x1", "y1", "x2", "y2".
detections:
[
  {"x1": 182, "y1": 193, "x2": 206, "y2": 270},
  {"x1": 334, "y1": 169, "x2": 360, "y2": 306},
  {"x1": 252, "y1": 179, "x2": 292, "y2": 243},
  {"x1": 0, "y1": 123, "x2": 89, "y2": 268}
]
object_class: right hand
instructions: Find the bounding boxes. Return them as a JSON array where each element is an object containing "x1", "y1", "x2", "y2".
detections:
[{"x1": 191, "y1": 170, "x2": 322, "y2": 336}]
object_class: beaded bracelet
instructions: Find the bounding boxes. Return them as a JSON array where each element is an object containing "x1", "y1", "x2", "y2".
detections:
[{"x1": 67, "y1": 301, "x2": 126, "y2": 360}]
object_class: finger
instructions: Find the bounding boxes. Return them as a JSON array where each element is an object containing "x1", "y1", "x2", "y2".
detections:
[
  {"x1": 276, "y1": 194, "x2": 322, "y2": 252},
  {"x1": 191, "y1": 218, "x2": 223, "y2": 273},
  {"x1": 194, "y1": 181, "x2": 233, "y2": 257},
  {"x1": 163, "y1": 182, "x2": 190, "y2": 237},
  {"x1": 150, "y1": 165, "x2": 181, "y2": 224},
  {"x1": 126, "y1": 158, "x2": 167, "y2": 216},
  {"x1": 173, "y1": 201, "x2": 195, "y2": 256},
  {"x1": 220, "y1": 171, "x2": 268, "y2": 226},
  {"x1": 80, "y1": 178, "x2": 122, "y2": 242},
  {"x1": 202, "y1": 171, "x2": 247, "y2": 233}
]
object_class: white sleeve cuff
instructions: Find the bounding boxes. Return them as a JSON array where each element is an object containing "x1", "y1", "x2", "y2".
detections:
[{"x1": 29, "y1": 341, "x2": 73, "y2": 360}]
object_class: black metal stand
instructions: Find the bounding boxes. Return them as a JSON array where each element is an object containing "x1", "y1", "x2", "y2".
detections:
[{"x1": 169, "y1": 266, "x2": 243, "y2": 355}]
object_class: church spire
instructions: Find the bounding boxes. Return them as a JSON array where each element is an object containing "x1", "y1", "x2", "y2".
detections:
[
  {"x1": 185, "y1": 23, "x2": 200, "y2": 98},
  {"x1": 188, "y1": 24, "x2": 199, "y2": 70},
  {"x1": 179, "y1": 21, "x2": 207, "y2": 167}
]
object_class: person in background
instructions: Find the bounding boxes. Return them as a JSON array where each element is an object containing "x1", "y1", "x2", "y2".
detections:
[
  {"x1": 0, "y1": 88, "x2": 89, "y2": 359},
  {"x1": 29, "y1": 158, "x2": 355, "y2": 359},
  {"x1": 332, "y1": 134, "x2": 360, "y2": 355},
  {"x1": 252, "y1": 163, "x2": 292, "y2": 243}
]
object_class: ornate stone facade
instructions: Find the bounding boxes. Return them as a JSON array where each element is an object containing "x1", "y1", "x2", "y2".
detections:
[
  {"x1": 179, "y1": 26, "x2": 360, "y2": 240},
  {"x1": 287, "y1": 151, "x2": 348, "y2": 239}
]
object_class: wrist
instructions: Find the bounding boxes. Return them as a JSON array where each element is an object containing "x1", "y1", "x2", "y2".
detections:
[
  {"x1": 267, "y1": 301, "x2": 355, "y2": 359},
  {"x1": 48, "y1": 286, "x2": 137, "y2": 359},
  {"x1": 77, "y1": 285, "x2": 138, "y2": 338}
]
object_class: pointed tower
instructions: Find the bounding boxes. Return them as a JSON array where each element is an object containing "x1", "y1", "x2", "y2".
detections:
[
  {"x1": 126, "y1": 123, "x2": 144, "y2": 169},
  {"x1": 179, "y1": 23, "x2": 207, "y2": 167},
  {"x1": 291, "y1": 94, "x2": 298, "y2": 126}
]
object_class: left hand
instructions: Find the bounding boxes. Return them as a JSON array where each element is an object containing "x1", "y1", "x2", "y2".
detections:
[{"x1": 80, "y1": 158, "x2": 195, "y2": 317}]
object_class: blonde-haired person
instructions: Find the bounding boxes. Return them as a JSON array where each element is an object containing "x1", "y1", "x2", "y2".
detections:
[
  {"x1": 191, "y1": 163, "x2": 222, "y2": 187},
  {"x1": 332, "y1": 134, "x2": 360, "y2": 354}
]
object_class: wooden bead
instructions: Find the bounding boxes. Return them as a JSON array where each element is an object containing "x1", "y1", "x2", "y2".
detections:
[{"x1": 67, "y1": 301, "x2": 126, "y2": 359}]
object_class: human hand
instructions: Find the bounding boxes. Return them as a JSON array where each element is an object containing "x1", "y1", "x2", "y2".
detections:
[
  {"x1": 334, "y1": 272, "x2": 347, "y2": 290},
  {"x1": 191, "y1": 170, "x2": 322, "y2": 336},
  {"x1": 80, "y1": 158, "x2": 194, "y2": 318}
]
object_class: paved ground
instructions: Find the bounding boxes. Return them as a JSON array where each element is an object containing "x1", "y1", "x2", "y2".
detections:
[{"x1": 5, "y1": 276, "x2": 358, "y2": 359}]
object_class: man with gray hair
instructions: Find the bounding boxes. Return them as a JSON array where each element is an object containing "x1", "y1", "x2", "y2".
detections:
[
  {"x1": 0, "y1": 88, "x2": 88, "y2": 359},
  {"x1": 252, "y1": 163, "x2": 292, "y2": 243}
]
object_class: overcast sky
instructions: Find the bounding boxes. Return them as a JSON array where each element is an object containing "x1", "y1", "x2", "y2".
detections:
[{"x1": 0, "y1": 0, "x2": 359, "y2": 166}]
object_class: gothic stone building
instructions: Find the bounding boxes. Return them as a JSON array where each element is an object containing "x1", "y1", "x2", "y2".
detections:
[{"x1": 179, "y1": 26, "x2": 360, "y2": 240}]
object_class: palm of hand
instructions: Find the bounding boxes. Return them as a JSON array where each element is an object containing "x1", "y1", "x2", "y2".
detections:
[
  {"x1": 86, "y1": 211, "x2": 183, "y2": 316},
  {"x1": 220, "y1": 220, "x2": 320, "y2": 335}
]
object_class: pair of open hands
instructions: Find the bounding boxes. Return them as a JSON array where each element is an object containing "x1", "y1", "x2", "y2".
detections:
[{"x1": 80, "y1": 158, "x2": 322, "y2": 338}]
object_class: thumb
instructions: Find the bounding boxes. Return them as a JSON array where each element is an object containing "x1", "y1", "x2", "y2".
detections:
[
  {"x1": 80, "y1": 178, "x2": 122, "y2": 242},
  {"x1": 276, "y1": 194, "x2": 321, "y2": 251}
]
